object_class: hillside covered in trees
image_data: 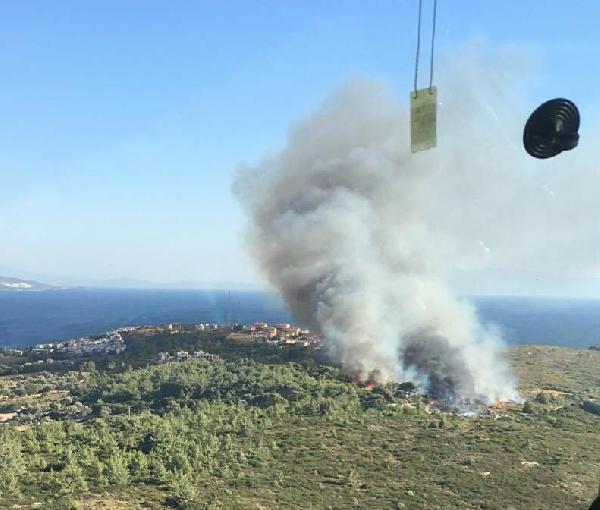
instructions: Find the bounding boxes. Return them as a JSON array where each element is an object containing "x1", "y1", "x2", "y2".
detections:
[{"x1": 0, "y1": 331, "x2": 599, "y2": 509}]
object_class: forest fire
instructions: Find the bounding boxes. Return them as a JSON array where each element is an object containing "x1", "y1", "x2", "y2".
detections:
[
  {"x1": 482, "y1": 400, "x2": 509, "y2": 417},
  {"x1": 351, "y1": 377, "x2": 377, "y2": 392}
]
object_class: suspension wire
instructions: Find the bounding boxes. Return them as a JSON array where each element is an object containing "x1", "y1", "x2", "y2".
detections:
[
  {"x1": 428, "y1": 0, "x2": 437, "y2": 92},
  {"x1": 413, "y1": 0, "x2": 423, "y2": 97},
  {"x1": 414, "y1": 0, "x2": 437, "y2": 97}
]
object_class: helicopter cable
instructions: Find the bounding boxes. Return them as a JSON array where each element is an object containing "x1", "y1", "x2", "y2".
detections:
[
  {"x1": 413, "y1": 0, "x2": 423, "y2": 97},
  {"x1": 429, "y1": 0, "x2": 437, "y2": 92},
  {"x1": 414, "y1": 0, "x2": 437, "y2": 97}
]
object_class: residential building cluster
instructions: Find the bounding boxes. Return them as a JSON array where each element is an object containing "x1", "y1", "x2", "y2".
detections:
[
  {"x1": 167, "y1": 323, "x2": 219, "y2": 334},
  {"x1": 32, "y1": 330, "x2": 126, "y2": 356},
  {"x1": 229, "y1": 322, "x2": 320, "y2": 347},
  {"x1": 0, "y1": 348, "x2": 25, "y2": 357},
  {"x1": 157, "y1": 350, "x2": 223, "y2": 363},
  {"x1": 1, "y1": 282, "x2": 33, "y2": 289}
]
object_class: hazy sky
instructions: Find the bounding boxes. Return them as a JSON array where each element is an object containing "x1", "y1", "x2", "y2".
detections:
[{"x1": 1, "y1": 1, "x2": 599, "y2": 289}]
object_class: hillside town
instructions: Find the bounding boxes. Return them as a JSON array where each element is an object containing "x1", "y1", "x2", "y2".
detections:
[
  {"x1": 32, "y1": 329, "x2": 128, "y2": 356},
  {"x1": 228, "y1": 322, "x2": 321, "y2": 346},
  {"x1": 1, "y1": 281, "x2": 33, "y2": 290},
  {"x1": 1, "y1": 322, "x2": 321, "y2": 362},
  {"x1": 128, "y1": 321, "x2": 321, "y2": 348}
]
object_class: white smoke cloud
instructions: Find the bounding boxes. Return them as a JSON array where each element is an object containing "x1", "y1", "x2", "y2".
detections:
[{"x1": 233, "y1": 43, "x2": 591, "y2": 403}]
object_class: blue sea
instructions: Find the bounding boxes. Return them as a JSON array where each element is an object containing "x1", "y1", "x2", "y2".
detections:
[{"x1": 1, "y1": 289, "x2": 600, "y2": 349}]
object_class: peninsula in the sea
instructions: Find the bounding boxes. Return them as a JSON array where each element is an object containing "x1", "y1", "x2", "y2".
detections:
[{"x1": 0, "y1": 276, "x2": 55, "y2": 292}]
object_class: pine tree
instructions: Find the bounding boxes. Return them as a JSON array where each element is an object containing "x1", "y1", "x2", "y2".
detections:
[
  {"x1": 58, "y1": 451, "x2": 88, "y2": 494},
  {"x1": 0, "y1": 432, "x2": 26, "y2": 496},
  {"x1": 106, "y1": 451, "x2": 130, "y2": 487},
  {"x1": 168, "y1": 471, "x2": 199, "y2": 508}
]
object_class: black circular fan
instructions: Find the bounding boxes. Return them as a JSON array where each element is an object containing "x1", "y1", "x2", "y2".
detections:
[{"x1": 523, "y1": 98, "x2": 580, "y2": 159}]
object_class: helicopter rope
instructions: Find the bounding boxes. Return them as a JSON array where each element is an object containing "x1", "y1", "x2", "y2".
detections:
[
  {"x1": 413, "y1": 0, "x2": 437, "y2": 97},
  {"x1": 413, "y1": 0, "x2": 422, "y2": 97},
  {"x1": 429, "y1": 0, "x2": 437, "y2": 92}
]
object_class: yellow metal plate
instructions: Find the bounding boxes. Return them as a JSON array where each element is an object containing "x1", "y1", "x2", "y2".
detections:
[{"x1": 410, "y1": 86, "x2": 437, "y2": 153}]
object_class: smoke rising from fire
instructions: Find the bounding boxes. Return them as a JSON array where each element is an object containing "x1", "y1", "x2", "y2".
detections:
[{"x1": 232, "y1": 45, "x2": 573, "y2": 403}]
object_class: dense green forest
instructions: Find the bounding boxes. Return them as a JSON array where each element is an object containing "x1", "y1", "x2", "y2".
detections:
[{"x1": 0, "y1": 333, "x2": 599, "y2": 509}]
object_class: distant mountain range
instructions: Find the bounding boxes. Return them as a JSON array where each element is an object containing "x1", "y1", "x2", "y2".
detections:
[
  {"x1": 0, "y1": 273, "x2": 258, "y2": 291},
  {"x1": 0, "y1": 276, "x2": 55, "y2": 291}
]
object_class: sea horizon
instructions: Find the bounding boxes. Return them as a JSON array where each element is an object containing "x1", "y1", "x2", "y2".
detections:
[{"x1": 1, "y1": 288, "x2": 600, "y2": 349}]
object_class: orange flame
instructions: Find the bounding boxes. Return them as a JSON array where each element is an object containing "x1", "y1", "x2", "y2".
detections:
[{"x1": 350, "y1": 378, "x2": 376, "y2": 391}]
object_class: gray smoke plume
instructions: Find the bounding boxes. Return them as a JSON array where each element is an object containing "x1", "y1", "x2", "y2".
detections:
[{"x1": 232, "y1": 45, "x2": 546, "y2": 403}]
